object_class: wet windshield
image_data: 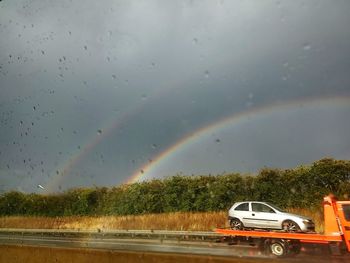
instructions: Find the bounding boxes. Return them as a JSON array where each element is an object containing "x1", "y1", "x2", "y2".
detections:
[{"x1": 0, "y1": 0, "x2": 350, "y2": 262}]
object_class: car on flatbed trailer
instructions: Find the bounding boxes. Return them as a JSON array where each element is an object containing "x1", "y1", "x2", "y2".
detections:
[
  {"x1": 216, "y1": 195, "x2": 350, "y2": 257},
  {"x1": 228, "y1": 201, "x2": 315, "y2": 232}
]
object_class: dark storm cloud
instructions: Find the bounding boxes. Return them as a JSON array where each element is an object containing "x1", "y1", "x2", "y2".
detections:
[{"x1": 0, "y1": 0, "x2": 350, "y2": 192}]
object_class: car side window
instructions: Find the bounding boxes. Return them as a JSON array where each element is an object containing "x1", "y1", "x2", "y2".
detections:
[
  {"x1": 252, "y1": 203, "x2": 275, "y2": 213},
  {"x1": 234, "y1": 203, "x2": 249, "y2": 211}
]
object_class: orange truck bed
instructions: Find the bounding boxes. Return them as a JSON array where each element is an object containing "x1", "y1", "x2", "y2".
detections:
[
  {"x1": 216, "y1": 195, "x2": 350, "y2": 257},
  {"x1": 215, "y1": 228, "x2": 342, "y2": 244}
]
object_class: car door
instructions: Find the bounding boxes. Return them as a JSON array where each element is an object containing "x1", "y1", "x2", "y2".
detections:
[
  {"x1": 232, "y1": 202, "x2": 252, "y2": 227},
  {"x1": 251, "y1": 203, "x2": 279, "y2": 229}
]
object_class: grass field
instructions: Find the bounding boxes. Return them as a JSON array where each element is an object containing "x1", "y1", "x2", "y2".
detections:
[{"x1": 0, "y1": 208, "x2": 324, "y2": 232}]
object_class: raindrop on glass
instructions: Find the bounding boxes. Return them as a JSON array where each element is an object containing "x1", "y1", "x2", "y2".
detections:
[{"x1": 303, "y1": 43, "x2": 311, "y2": 50}]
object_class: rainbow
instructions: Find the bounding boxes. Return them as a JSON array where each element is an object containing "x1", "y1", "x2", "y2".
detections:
[
  {"x1": 43, "y1": 73, "x2": 194, "y2": 193},
  {"x1": 127, "y1": 95, "x2": 350, "y2": 184},
  {"x1": 43, "y1": 103, "x2": 140, "y2": 193}
]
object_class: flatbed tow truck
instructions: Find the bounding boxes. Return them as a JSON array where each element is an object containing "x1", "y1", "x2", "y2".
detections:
[{"x1": 215, "y1": 195, "x2": 350, "y2": 257}]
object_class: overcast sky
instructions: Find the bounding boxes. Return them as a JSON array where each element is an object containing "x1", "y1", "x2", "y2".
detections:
[{"x1": 1, "y1": 0, "x2": 350, "y2": 193}]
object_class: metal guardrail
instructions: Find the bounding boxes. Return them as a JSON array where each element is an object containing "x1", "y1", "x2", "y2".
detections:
[{"x1": 0, "y1": 228, "x2": 222, "y2": 241}]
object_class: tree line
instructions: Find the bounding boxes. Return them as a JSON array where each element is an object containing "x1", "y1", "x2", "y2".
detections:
[{"x1": 0, "y1": 158, "x2": 349, "y2": 216}]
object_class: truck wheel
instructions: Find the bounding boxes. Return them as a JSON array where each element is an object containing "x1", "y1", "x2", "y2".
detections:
[
  {"x1": 282, "y1": 220, "x2": 300, "y2": 232},
  {"x1": 230, "y1": 218, "x2": 243, "y2": 230},
  {"x1": 270, "y1": 240, "x2": 287, "y2": 257},
  {"x1": 289, "y1": 241, "x2": 301, "y2": 256}
]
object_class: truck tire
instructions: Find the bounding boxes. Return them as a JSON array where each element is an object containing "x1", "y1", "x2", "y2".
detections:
[{"x1": 270, "y1": 240, "x2": 287, "y2": 257}]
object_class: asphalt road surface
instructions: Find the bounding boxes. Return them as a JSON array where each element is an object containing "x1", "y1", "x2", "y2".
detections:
[{"x1": 0, "y1": 231, "x2": 349, "y2": 263}]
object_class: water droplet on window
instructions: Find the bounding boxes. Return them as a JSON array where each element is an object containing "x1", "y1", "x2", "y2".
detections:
[
  {"x1": 140, "y1": 169, "x2": 144, "y2": 174},
  {"x1": 151, "y1": 144, "x2": 157, "y2": 149},
  {"x1": 112, "y1": 74, "x2": 116, "y2": 79},
  {"x1": 204, "y1": 70, "x2": 210, "y2": 78},
  {"x1": 303, "y1": 43, "x2": 311, "y2": 50},
  {"x1": 41, "y1": 50, "x2": 45, "y2": 55},
  {"x1": 215, "y1": 139, "x2": 221, "y2": 143},
  {"x1": 192, "y1": 38, "x2": 198, "y2": 44},
  {"x1": 141, "y1": 94, "x2": 147, "y2": 100},
  {"x1": 97, "y1": 129, "x2": 102, "y2": 135}
]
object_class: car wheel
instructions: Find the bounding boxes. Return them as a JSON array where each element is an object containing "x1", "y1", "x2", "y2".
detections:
[
  {"x1": 282, "y1": 220, "x2": 300, "y2": 232},
  {"x1": 230, "y1": 218, "x2": 243, "y2": 230}
]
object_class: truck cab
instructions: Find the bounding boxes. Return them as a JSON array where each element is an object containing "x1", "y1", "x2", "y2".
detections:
[{"x1": 323, "y1": 195, "x2": 350, "y2": 253}]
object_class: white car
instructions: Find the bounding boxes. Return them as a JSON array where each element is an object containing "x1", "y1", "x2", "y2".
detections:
[{"x1": 228, "y1": 201, "x2": 315, "y2": 232}]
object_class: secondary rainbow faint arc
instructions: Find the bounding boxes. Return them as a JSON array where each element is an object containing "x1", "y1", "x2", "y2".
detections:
[
  {"x1": 127, "y1": 95, "x2": 350, "y2": 184},
  {"x1": 43, "y1": 72, "x2": 197, "y2": 193}
]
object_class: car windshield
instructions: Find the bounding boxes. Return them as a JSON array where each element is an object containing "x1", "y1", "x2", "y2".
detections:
[
  {"x1": 266, "y1": 203, "x2": 286, "y2": 213},
  {"x1": 1, "y1": 0, "x2": 350, "y2": 262}
]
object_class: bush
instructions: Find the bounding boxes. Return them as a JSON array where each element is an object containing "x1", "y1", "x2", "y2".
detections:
[{"x1": 0, "y1": 158, "x2": 349, "y2": 216}]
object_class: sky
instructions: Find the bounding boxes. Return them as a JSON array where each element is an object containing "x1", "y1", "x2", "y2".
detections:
[{"x1": 0, "y1": 0, "x2": 350, "y2": 193}]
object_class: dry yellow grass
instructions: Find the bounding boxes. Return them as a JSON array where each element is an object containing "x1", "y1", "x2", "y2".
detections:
[
  {"x1": 0, "y1": 208, "x2": 324, "y2": 232},
  {"x1": 0, "y1": 211, "x2": 227, "y2": 231}
]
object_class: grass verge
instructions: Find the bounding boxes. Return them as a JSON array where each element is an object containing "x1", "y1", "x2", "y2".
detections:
[{"x1": 0, "y1": 208, "x2": 324, "y2": 232}]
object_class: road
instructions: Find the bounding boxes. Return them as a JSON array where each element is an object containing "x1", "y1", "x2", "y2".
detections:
[{"x1": 0, "y1": 229, "x2": 349, "y2": 262}]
